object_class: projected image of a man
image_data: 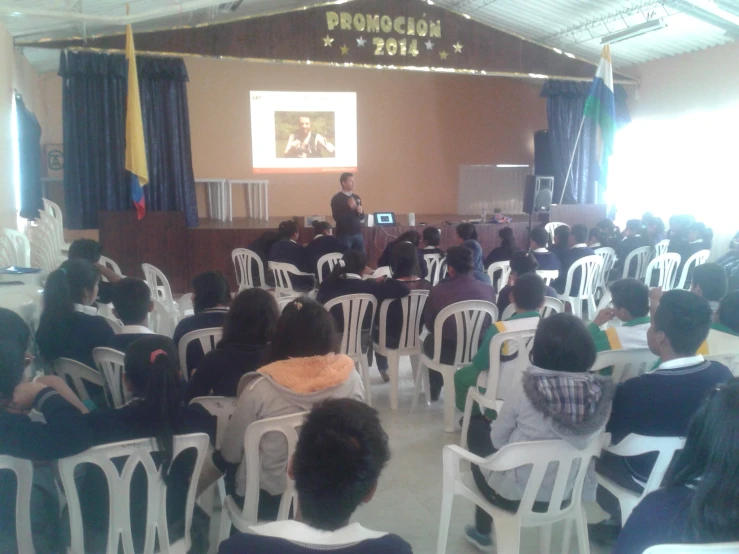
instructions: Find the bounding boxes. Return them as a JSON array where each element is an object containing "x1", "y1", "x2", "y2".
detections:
[{"x1": 284, "y1": 116, "x2": 335, "y2": 158}]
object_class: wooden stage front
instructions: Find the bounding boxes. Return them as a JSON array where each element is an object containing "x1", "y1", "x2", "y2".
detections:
[{"x1": 100, "y1": 205, "x2": 606, "y2": 294}]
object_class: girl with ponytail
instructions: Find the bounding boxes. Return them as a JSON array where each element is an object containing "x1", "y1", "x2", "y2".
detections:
[{"x1": 36, "y1": 258, "x2": 114, "y2": 368}]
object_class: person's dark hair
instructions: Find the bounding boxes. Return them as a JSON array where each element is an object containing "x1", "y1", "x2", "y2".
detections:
[
  {"x1": 456, "y1": 222, "x2": 478, "y2": 242},
  {"x1": 292, "y1": 398, "x2": 390, "y2": 531},
  {"x1": 270, "y1": 298, "x2": 339, "y2": 361},
  {"x1": 312, "y1": 220, "x2": 332, "y2": 235},
  {"x1": 0, "y1": 308, "x2": 31, "y2": 353},
  {"x1": 219, "y1": 289, "x2": 279, "y2": 348},
  {"x1": 111, "y1": 277, "x2": 151, "y2": 325},
  {"x1": 610, "y1": 279, "x2": 649, "y2": 319},
  {"x1": 390, "y1": 241, "x2": 421, "y2": 279},
  {"x1": 717, "y1": 291, "x2": 739, "y2": 333},
  {"x1": 571, "y1": 224, "x2": 589, "y2": 244},
  {"x1": 191, "y1": 271, "x2": 230, "y2": 314},
  {"x1": 513, "y1": 273, "x2": 545, "y2": 311},
  {"x1": 396, "y1": 230, "x2": 421, "y2": 247},
  {"x1": 625, "y1": 219, "x2": 644, "y2": 233},
  {"x1": 423, "y1": 226, "x2": 441, "y2": 247},
  {"x1": 509, "y1": 251, "x2": 539, "y2": 276},
  {"x1": 445, "y1": 246, "x2": 474, "y2": 275},
  {"x1": 0, "y1": 341, "x2": 25, "y2": 399},
  {"x1": 278, "y1": 219, "x2": 300, "y2": 240},
  {"x1": 654, "y1": 290, "x2": 712, "y2": 356},
  {"x1": 124, "y1": 335, "x2": 182, "y2": 480},
  {"x1": 498, "y1": 227, "x2": 516, "y2": 257},
  {"x1": 689, "y1": 221, "x2": 714, "y2": 248},
  {"x1": 530, "y1": 226, "x2": 549, "y2": 247},
  {"x1": 339, "y1": 172, "x2": 353, "y2": 186},
  {"x1": 39, "y1": 259, "x2": 101, "y2": 330},
  {"x1": 664, "y1": 378, "x2": 739, "y2": 543},
  {"x1": 553, "y1": 225, "x2": 571, "y2": 245},
  {"x1": 325, "y1": 250, "x2": 366, "y2": 289},
  {"x1": 648, "y1": 217, "x2": 665, "y2": 235},
  {"x1": 530, "y1": 313, "x2": 596, "y2": 373},
  {"x1": 67, "y1": 238, "x2": 103, "y2": 263},
  {"x1": 589, "y1": 228, "x2": 604, "y2": 244},
  {"x1": 692, "y1": 264, "x2": 728, "y2": 302}
]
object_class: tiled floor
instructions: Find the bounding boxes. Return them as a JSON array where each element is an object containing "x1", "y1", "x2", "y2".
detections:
[{"x1": 351, "y1": 357, "x2": 612, "y2": 554}]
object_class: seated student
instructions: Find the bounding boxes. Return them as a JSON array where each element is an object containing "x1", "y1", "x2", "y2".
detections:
[
  {"x1": 377, "y1": 230, "x2": 429, "y2": 280},
  {"x1": 317, "y1": 249, "x2": 377, "y2": 310},
  {"x1": 529, "y1": 226, "x2": 562, "y2": 272},
  {"x1": 173, "y1": 271, "x2": 231, "y2": 376},
  {"x1": 698, "y1": 290, "x2": 739, "y2": 356},
  {"x1": 456, "y1": 222, "x2": 491, "y2": 284},
  {"x1": 549, "y1": 225, "x2": 571, "y2": 269},
  {"x1": 268, "y1": 219, "x2": 314, "y2": 291},
  {"x1": 186, "y1": 289, "x2": 278, "y2": 401},
  {"x1": 374, "y1": 242, "x2": 433, "y2": 382},
  {"x1": 423, "y1": 246, "x2": 496, "y2": 401},
  {"x1": 216, "y1": 298, "x2": 364, "y2": 520},
  {"x1": 454, "y1": 273, "x2": 545, "y2": 414},
  {"x1": 304, "y1": 220, "x2": 347, "y2": 280},
  {"x1": 68, "y1": 238, "x2": 121, "y2": 304},
  {"x1": 690, "y1": 262, "x2": 727, "y2": 313},
  {"x1": 596, "y1": 218, "x2": 620, "y2": 250},
  {"x1": 218, "y1": 399, "x2": 413, "y2": 554},
  {"x1": 593, "y1": 290, "x2": 733, "y2": 536},
  {"x1": 588, "y1": 278, "x2": 650, "y2": 352},
  {"x1": 645, "y1": 216, "x2": 666, "y2": 246},
  {"x1": 587, "y1": 227, "x2": 604, "y2": 249},
  {"x1": 108, "y1": 277, "x2": 156, "y2": 352},
  {"x1": 484, "y1": 227, "x2": 518, "y2": 268},
  {"x1": 687, "y1": 221, "x2": 713, "y2": 256},
  {"x1": 496, "y1": 251, "x2": 557, "y2": 316},
  {"x1": 612, "y1": 378, "x2": 739, "y2": 554},
  {"x1": 553, "y1": 224, "x2": 595, "y2": 294},
  {"x1": 246, "y1": 230, "x2": 279, "y2": 287},
  {"x1": 615, "y1": 219, "x2": 651, "y2": 275},
  {"x1": 716, "y1": 231, "x2": 739, "y2": 290},
  {"x1": 36, "y1": 259, "x2": 115, "y2": 369},
  {"x1": 422, "y1": 226, "x2": 444, "y2": 257},
  {"x1": 667, "y1": 214, "x2": 695, "y2": 268},
  {"x1": 463, "y1": 314, "x2": 614, "y2": 551}
]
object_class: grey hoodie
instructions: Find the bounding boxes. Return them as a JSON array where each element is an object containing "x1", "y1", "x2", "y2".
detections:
[{"x1": 483, "y1": 365, "x2": 614, "y2": 502}]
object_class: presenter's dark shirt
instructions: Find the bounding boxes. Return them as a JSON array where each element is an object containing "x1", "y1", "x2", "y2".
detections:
[{"x1": 331, "y1": 192, "x2": 364, "y2": 236}]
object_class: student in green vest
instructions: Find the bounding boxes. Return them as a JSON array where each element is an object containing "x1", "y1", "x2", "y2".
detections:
[
  {"x1": 588, "y1": 279, "x2": 651, "y2": 352},
  {"x1": 454, "y1": 273, "x2": 545, "y2": 414}
]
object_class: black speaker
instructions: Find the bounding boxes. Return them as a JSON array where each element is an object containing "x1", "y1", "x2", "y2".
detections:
[
  {"x1": 523, "y1": 175, "x2": 554, "y2": 214},
  {"x1": 534, "y1": 130, "x2": 554, "y2": 176}
]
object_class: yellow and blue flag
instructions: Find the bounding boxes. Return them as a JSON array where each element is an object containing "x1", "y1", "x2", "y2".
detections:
[
  {"x1": 583, "y1": 46, "x2": 616, "y2": 187},
  {"x1": 125, "y1": 24, "x2": 149, "y2": 219}
]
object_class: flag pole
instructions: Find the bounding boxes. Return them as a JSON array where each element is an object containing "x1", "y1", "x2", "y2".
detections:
[{"x1": 558, "y1": 113, "x2": 586, "y2": 205}]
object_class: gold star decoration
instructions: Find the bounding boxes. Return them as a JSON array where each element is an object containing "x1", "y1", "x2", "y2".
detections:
[
  {"x1": 453, "y1": 42, "x2": 464, "y2": 53},
  {"x1": 322, "y1": 35, "x2": 334, "y2": 47},
  {"x1": 439, "y1": 50, "x2": 449, "y2": 60},
  {"x1": 340, "y1": 44, "x2": 349, "y2": 55}
]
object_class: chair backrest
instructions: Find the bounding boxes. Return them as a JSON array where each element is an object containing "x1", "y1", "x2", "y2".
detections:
[
  {"x1": 56, "y1": 433, "x2": 209, "y2": 554},
  {"x1": 594, "y1": 246, "x2": 617, "y2": 285},
  {"x1": 621, "y1": 246, "x2": 653, "y2": 280},
  {"x1": 316, "y1": 252, "x2": 344, "y2": 284},
  {"x1": 653, "y1": 239, "x2": 670, "y2": 257},
  {"x1": 2, "y1": 228, "x2": 31, "y2": 267},
  {"x1": 178, "y1": 293, "x2": 194, "y2": 318},
  {"x1": 101, "y1": 314, "x2": 124, "y2": 334},
  {"x1": 536, "y1": 269, "x2": 559, "y2": 286},
  {"x1": 704, "y1": 353, "x2": 739, "y2": 377},
  {"x1": 430, "y1": 300, "x2": 499, "y2": 366},
  {"x1": 149, "y1": 297, "x2": 178, "y2": 337},
  {"x1": 643, "y1": 542, "x2": 739, "y2": 554},
  {"x1": 486, "y1": 261, "x2": 511, "y2": 292},
  {"x1": 0, "y1": 235, "x2": 15, "y2": 267},
  {"x1": 99, "y1": 255, "x2": 123, "y2": 278},
  {"x1": 562, "y1": 255, "x2": 603, "y2": 299},
  {"x1": 590, "y1": 348, "x2": 659, "y2": 384},
  {"x1": 178, "y1": 327, "x2": 223, "y2": 381},
  {"x1": 481, "y1": 328, "x2": 537, "y2": 404},
  {"x1": 189, "y1": 396, "x2": 238, "y2": 450},
  {"x1": 365, "y1": 266, "x2": 392, "y2": 280},
  {"x1": 595, "y1": 290, "x2": 613, "y2": 315},
  {"x1": 676, "y1": 249, "x2": 711, "y2": 290},
  {"x1": 232, "y1": 248, "x2": 267, "y2": 291},
  {"x1": 501, "y1": 296, "x2": 565, "y2": 321},
  {"x1": 37, "y1": 209, "x2": 64, "y2": 254},
  {"x1": 141, "y1": 263, "x2": 175, "y2": 311},
  {"x1": 423, "y1": 253, "x2": 444, "y2": 286},
  {"x1": 544, "y1": 222, "x2": 568, "y2": 243},
  {"x1": 376, "y1": 290, "x2": 430, "y2": 353},
  {"x1": 644, "y1": 253, "x2": 681, "y2": 291},
  {"x1": 323, "y1": 294, "x2": 377, "y2": 357},
  {"x1": 240, "y1": 412, "x2": 308, "y2": 525},
  {"x1": 0, "y1": 455, "x2": 34, "y2": 554},
  {"x1": 268, "y1": 261, "x2": 306, "y2": 298},
  {"x1": 53, "y1": 357, "x2": 109, "y2": 407},
  {"x1": 93, "y1": 347, "x2": 129, "y2": 408}
]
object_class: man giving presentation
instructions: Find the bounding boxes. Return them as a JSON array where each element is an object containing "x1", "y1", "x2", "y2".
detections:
[{"x1": 331, "y1": 172, "x2": 365, "y2": 254}]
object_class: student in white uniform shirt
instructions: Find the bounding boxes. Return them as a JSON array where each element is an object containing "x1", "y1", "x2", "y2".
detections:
[
  {"x1": 588, "y1": 279, "x2": 651, "y2": 352},
  {"x1": 108, "y1": 277, "x2": 158, "y2": 352}
]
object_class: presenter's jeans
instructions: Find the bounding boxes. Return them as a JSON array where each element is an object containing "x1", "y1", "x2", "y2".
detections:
[{"x1": 338, "y1": 233, "x2": 365, "y2": 255}]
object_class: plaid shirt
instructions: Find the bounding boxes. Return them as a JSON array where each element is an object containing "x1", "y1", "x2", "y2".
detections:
[{"x1": 534, "y1": 373, "x2": 604, "y2": 424}]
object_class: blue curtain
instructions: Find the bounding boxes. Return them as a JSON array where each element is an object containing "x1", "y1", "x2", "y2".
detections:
[
  {"x1": 15, "y1": 94, "x2": 44, "y2": 220},
  {"x1": 541, "y1": 80, "x2": 630, "y2": 205},
  {"x1": 59, "y1": 51, "x2": 198, "y2": 229}
]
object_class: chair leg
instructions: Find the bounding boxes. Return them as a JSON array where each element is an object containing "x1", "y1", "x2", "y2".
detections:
[
  {"x1": 388, "y1": 351, "x2": 400, "y2": 411},
  {"x1": 538, "y1": 523, "x2": 552, "y2": 554},
  {"x1": 460, "y1": 388, "x2": 476, "y2": 449},
  {"x1": 359, "y1": 359, "x2": 372, "y2": 407},
  {"x1": 410, "y1": 354, "x2": 421, "y2": 382},
  {"x1": 574, "y1": 508, "x2": 590, "y2": 554},
  {"x1": 411, "y1": 363, "x2": 427, "y2": 413},
  {"x1": 492, "y1": 519, "x2": 521, "y2": 554},
  {"x1": 561, "y1": 518, "x2": 574, "y2": 554},
  {"x1": 442, "y1": 370, "x2": 457, "y2": 433},
  {"x1": 436, "y1": 489, "x2": 453, "y2": 554}
]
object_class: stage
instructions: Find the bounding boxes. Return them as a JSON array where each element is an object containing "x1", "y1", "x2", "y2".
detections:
[{"x1": 99, "y1": 205, "x2": 606, "y2": 293}]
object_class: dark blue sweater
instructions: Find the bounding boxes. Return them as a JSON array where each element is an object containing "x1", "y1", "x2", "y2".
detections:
[
  {"x1": 218, "y1": 532, "x2": 413, "y2": 554},
  {"x1": 36, "y1": 311, "x2": 116, "y2": 368}
]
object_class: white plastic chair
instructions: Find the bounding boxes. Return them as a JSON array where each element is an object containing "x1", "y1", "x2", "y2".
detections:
[
  {"x1": 500, "y1": 296, "x2": 565, "y2": 321},
  {"x1": 98, "y1": 255, "x2": 123, "y2": 279},
  {"x1": 268, "y1": 261, "x2": 316, "y2": 298},
  {"x1": 92, "y1": 347, "x2": 129, "y2": 408},
  {"x1": 536, "y1": 269, "x2": 559, "y2": 286},
  {"x1": 460, "y1": 328, "x2": 537, "y2": 449},
  {"x1": 0, "y1": 236, "x2": 15, "y2": 267},
  {"x1": 222, "y1": 412, "x2": 307, "y2": 538},
  {"x1": 53, "y1": 357, "x2": 110, "y2": 407},
  {"x1": 675, "y1": 249, "x2": 711, "y2": 290},
  {"x1": 653, "y1": 239, "x2": 670, "y2": 257},
  {"x1": 596, "y1": 434, "x2": 685, "y2": 525},
  {"x1": 142, "y1": 263, "x2": 177, "y2": 313},
  {"x1": 56, "y1": 433, "x2": 209, "y2": 554},
  {"x1": 544, "y1": 222, "x2": 568, "y2": 243},
  {"x1": 438, "y1": 434, "x2": 608, "y2": 554},
  {"x1": 424, "y1": 253, "x2": 444, "y2": 286},
  {"x1": 178, "y1": 327, "x2": 223, "y2": 383},
  {"x1": 364, "y1": 266, "x2": 392, "y2": 280},
  {"x1": 316, "y1": 252, "x2": 343, "y2": 284},
  {"x1": 373, "y1": 290, "x2": 430, "y2": 410},
  {"x1": 644, "y1": 253, "x2": 681, "y2": 291},
  {"x1": 324, "y1": 293, "x2": 377, "y2": 406},
  {"x1": 232, "y1": 248, "x2": 270, "y2": 291},
  {"x1": 41, "y1": 198, "x2": 71, "y2": 252},
  {"x1": 411, "y1": 300, "x2": 499, "y2": 433},
  {"x1": 704, "y1": 353, "x2": 739, "y2": 377},
  {"x1": 2, "y1": 228, "x2": 31, "y2": 267},
  {"x1": 178, "y1": 293, "x2": 194, "y2": 318},
  {"x1": 0, "y1": 455, "x2": 34, "y2": 554},
  {"x1": 189, "y1": 397, "x2": 237, "y2": 450},
  {"x1": 621, "y1": 246, "x2": 652, "y2": 281},
  {"x1": 149, "y1": 297, "x2": 178, "y2": 337},
  {"x1": 558, "y1": 255, "x2": 603, "y2": 319},
  {"x1": 643, "y1": 542, "x2": 739, "y2": 554},
  {"x1": 594, "y1": 246, "x2": 617, "y2": 298},
  {"x1": 486, "y1": 261, "x2": 511, "y2": 292},
  {"x1": 101, "y1": 314, "x2": 124, "y2": 334},
  {"x1": 589, "y1": 348, "x2": 659, "y2": 384}
]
